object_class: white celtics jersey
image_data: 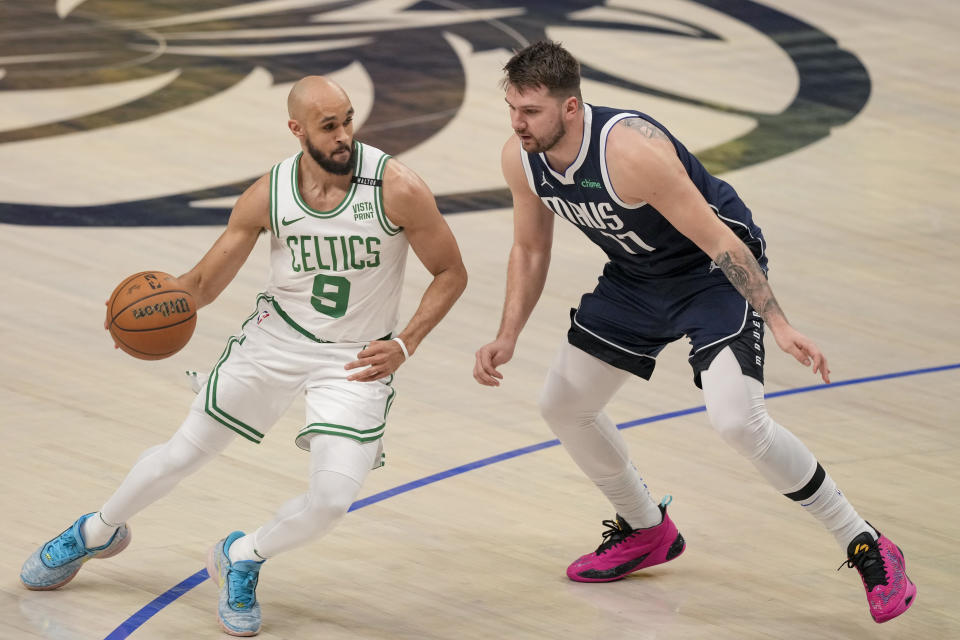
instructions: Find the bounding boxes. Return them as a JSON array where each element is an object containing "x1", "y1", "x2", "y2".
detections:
[{"x1": 263, "y1": 142, "x2": 408, "y2": 342}]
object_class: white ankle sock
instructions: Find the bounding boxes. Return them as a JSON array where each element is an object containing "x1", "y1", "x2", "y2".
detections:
[
  {"x1": 80, "y1": 512, "x2": 119, "y2": 548},
  {"x1": 228, "y1": 532, "x2": 265, "y2": 563}
]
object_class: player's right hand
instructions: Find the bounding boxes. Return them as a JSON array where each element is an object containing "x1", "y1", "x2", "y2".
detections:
[{"x1": 473, "y1": 337, "x2": 516, "y2": 387}]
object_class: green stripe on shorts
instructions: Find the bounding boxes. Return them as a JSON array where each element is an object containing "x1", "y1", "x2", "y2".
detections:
[
  {"x1": 298, "y1": 422, "x2": 385, "y2": 444},
  {"x1": 205, "y1": 336, "x2": 265, "y2": 444}
]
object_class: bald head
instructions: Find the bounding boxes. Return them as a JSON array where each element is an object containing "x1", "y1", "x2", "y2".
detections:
[
  {"x1": 287, "y1": 75, "x2": 350, "y2": 121},
  {"x1": 286, "y1": 76, "x2": 357, "y2": 175}
]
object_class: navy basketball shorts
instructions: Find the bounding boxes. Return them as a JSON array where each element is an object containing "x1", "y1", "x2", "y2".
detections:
[{"x1": 567, "y1": 264, "x2": 765, "y2": 388}]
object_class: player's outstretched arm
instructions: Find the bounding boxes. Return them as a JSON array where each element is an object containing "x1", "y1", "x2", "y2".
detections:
[
  {"x1": 345, "y1": 159, "x2": 467, "y2": 382},
  {"x1": 606, "y1": 121, "x2": 830, "y2": 383},
  {"x1": 474, "y1": 136, "x2": 555, "y2": 387},
  {"x1": 176, "y1": 174, "x2": 271, "y2": 309}
]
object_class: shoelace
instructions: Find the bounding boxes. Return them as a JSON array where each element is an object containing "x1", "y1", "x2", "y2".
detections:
[
  {"x1": 44, "y1": 530, "x2": 84, "y2": 565},
  {"x1": 227, "y1": 567, "x2": 260, "y2": 608},
  {"x1": 839, "y1": 546, "x2": 888, "y2": 591},
  {"x1": 595, "y1": 519, "x2": 632, "y2": 555}
]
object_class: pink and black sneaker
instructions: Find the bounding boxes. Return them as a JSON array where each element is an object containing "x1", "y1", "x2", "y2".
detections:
[
  {"x1": 841, "y1": 527, "x2": 916, "y2": 623},
  {"x1": 567, "y1": 498, "x2": 685, "y2": 583}
]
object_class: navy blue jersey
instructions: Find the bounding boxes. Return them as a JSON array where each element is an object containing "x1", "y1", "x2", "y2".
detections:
[{"x1": 522, "y1": 104, "x2": 766, "y2": 278}]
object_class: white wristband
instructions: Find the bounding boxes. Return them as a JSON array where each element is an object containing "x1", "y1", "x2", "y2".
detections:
[{"x1": 392, "y1": 336, "x2": 410, "y2": 359}]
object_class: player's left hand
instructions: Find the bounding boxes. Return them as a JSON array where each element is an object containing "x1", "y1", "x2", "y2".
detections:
[
  {"x1": 345, "y1": 339, "x2": 407, "y2": 382},
  {"x1": 771, "y1": 324, "x2": 831, "y2": 383}
]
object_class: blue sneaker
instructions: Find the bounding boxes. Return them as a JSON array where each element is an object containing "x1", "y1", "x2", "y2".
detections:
[
  {"x1": 20, "y1": 513, "x2": 131, "y2": 590},
  {"x1": 206, "y1": 531, "x2": 264, "y2": 637}
]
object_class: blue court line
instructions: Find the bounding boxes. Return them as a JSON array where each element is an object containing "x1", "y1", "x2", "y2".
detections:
[
  {"x1": 104, "y1": 569, "x2": 209, "y2": 640},
  {"x1": 103, "y1": 361, "x2": 959, "y2": 639}
]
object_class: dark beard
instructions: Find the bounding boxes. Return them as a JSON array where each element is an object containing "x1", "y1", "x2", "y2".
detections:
[
  {"x1": 526, "y1": 119, "x2": 566, "y2": 153},
  {"x1": 306, "y1": 138, "x2": 354, "y2": 175}
]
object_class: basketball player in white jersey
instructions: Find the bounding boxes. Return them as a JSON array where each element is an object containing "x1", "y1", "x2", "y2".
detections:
[
  {"x1": 475, "y1": 41, "x2": 914, "y2": 623},
  {"x1": 20, "y1": 76, "x2": 467, "y2": 636}
]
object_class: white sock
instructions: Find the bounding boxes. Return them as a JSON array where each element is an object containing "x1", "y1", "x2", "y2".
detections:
[
  {"x1": 80, "y1": 512, "x2": 119, "y2": 548},
  {"x1": 228, "y1": 532, "x2": 265, "y2": 563},
  {"x1": 786, "y1": 465, "x2": 877, "y2": 550}
]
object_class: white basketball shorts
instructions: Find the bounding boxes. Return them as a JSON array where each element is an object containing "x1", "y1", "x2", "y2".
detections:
[{"x1": 187, "y1": 295, "x2": 394, "y2": 471}]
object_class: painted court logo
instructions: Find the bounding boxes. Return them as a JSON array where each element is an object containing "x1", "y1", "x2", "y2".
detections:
[{"x1": 0, "y1": 0, "x2": 870, "y2": 226}]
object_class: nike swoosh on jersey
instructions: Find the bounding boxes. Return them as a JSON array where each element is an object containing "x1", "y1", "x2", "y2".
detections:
[{"x1": 281, "y1": 216, "x2": 305, "y2": 226}]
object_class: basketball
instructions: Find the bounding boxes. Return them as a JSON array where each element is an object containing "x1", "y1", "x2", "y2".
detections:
[{"x1": 107, "y1": 271, "x2": 197, "y2": 360}]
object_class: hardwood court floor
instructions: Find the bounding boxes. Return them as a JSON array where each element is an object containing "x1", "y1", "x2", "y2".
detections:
[{"x1": 1, "y1": 1, "x2": 958, "y2": 638}]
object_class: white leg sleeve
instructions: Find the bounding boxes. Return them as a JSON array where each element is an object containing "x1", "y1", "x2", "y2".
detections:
[
  {"x1": 701, "y1": 347, "x2": 873, "y2": 550},
  {"x1": 98, "y1": 407, "x2": 235, "y2": 526},
  {"x1": 701, "y1": 347, "x2": 815, "y2": 487},
  {"x1": 248, "y1": 436, "x2": 371, "y2": 559},
  {"x1": 538, "y1": 342, "x2": 662, "y2": 529}
]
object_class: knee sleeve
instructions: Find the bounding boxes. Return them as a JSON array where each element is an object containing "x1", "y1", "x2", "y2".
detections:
[
  {"x1": 702, "y1": 347, "x2": 816, "y2": 491},
  {"x1": 537, "y1": 343, "x2": 639, "y2": 481},
  {"x1": 538, "y1": 382, "x2": 598, "y2": 436},
  {"x1": 702, "y1": 347, "x2": 775, "y2": 459},
  {"x1": 305, "y1": 471, "x2": 356, "y2": 528},
  {"x1": 145, "y1": 408, "x2": 234, "y2": 479},
  {"x1": 100, "y1": 410, "x2": 234, "y2": 524},
  {"x1": 254, "y1": 470, "x2": 361, "y2": 558},
  {"x1": 538, "y1": 341, "x2": 629, "y2": 437}
]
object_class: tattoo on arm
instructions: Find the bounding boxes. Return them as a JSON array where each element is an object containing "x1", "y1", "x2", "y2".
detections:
[
  {"x1": 715, "y1": 247, "x2": 786, "y2": 322},
  {"x1": 622, "y1": 118, "x2": 668, "y2": 140}
]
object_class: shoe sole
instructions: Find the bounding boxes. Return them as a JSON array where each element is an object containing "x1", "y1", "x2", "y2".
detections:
[
  {"x1": 21, "y1": 527, "x2": 132, "y2": 591},
  {"x1": 206, "y1": 543, "x2": 261, "y2": 637},
  {"x1": 217, "y1": 619, "x2": 259, "y2": 637},
  {"x1": 666, "y1": 532, "x2": 686, "y2": 561}
]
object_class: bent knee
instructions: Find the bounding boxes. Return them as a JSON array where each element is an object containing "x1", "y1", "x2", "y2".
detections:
[
  {"x1": 537, "y1": 391, "x2": 566, "y2": 427},
  {"x1": 538, "y1": 374, "x2": 601, "y2": 430},
  {"x1": 303, "y1": 498, "x2": 351, "y2": 533},
  {"x1": 538, "y1": 396, "x2": 601, "y2": 437},
  {"x1": 709, "y1": 409, "x2": 773, "y2": 457},
  {"x1": 147, "y1": 435, "x2": 218, "y2": 479}
]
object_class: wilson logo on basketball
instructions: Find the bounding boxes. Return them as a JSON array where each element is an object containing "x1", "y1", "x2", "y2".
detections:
[{"x1": 132, "y1": 297, "x2": 193, "y2": 320}]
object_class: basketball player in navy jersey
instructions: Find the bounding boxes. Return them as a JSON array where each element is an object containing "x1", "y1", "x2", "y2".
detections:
[{"x1": 474, "y1": 41, "x2": 914, "y2": 623}]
